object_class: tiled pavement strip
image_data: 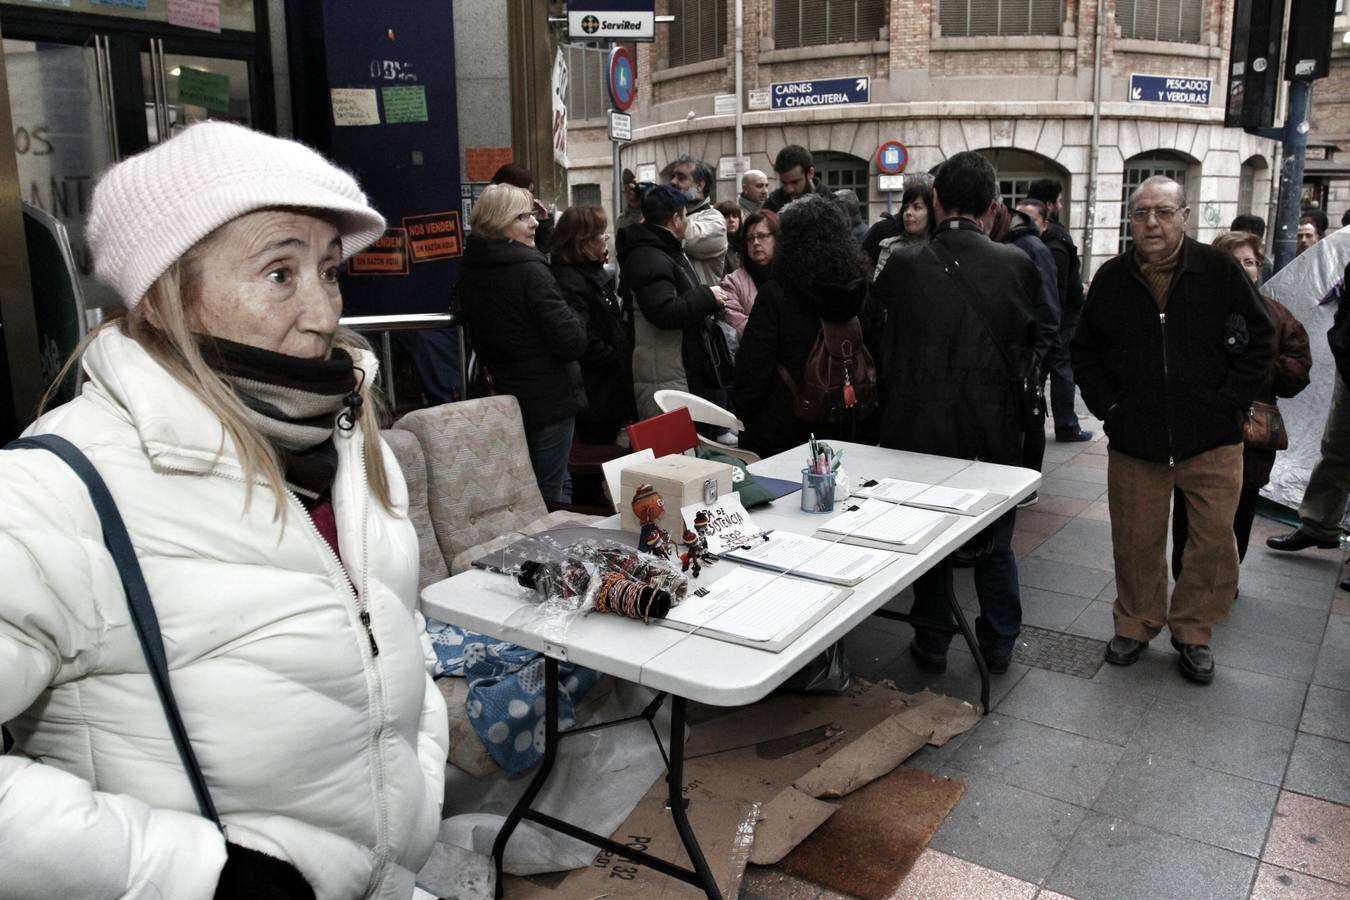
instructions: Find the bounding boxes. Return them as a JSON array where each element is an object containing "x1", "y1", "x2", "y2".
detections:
[{"x1": 740, "y1": 408, "x2": 1350, "y2": 900}]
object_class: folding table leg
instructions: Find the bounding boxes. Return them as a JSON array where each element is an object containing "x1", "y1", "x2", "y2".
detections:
[
  {"x1": 666, "y1": 696, "x2": 723, "y2": 900},
  {"x1": 938, "y1": 563, "x2": 991, "y2": 713},
  {"x1": 491, "y1": 656, "x2": 561, "y2": 899}
]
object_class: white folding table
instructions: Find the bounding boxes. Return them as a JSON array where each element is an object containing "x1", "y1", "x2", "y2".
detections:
[{"x1": 420, "y1": 441, "x2": 1038, "y2": 899}]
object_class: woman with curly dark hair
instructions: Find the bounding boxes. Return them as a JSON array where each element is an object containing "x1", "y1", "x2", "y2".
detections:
[{"x1": 733, "y1": 194, "x2": 883, "y2": 457}]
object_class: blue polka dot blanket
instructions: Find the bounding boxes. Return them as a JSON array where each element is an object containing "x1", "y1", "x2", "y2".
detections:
[{"x1": 426, "y1": 618, "x2": 601, "y2": 775}]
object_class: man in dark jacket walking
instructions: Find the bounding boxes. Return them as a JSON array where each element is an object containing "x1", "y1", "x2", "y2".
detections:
[
  {"x1": 1071, "y1": 175, "x2": 1273, "y2": 684},
  {"x1": 619, "y1": 184, "x2": 728, "y2": 420},
  {"x1": 874, "y1": 151, "x2": 1042, "y2": 676},
  {"x1": 1027, "y1": 178, "x2": 1093, "y2": 442}
]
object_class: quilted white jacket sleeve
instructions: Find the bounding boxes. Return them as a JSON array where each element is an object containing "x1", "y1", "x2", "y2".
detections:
[{"x1": 0, "y1": 460, "x2": 227, "y2": 900}]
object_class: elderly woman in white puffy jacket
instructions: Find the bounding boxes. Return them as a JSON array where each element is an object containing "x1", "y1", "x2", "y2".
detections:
[{"x1": 0, "y1": 122, "x2": 447, "y2": 900}]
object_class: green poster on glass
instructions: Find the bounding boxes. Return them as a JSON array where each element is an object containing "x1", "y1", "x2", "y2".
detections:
[
  {"x1": 177, "y1": 66, "x2": 231, "y2": 115},
  {"x1": 382, "y1": 85, "x2": 429, "y2": 124}
]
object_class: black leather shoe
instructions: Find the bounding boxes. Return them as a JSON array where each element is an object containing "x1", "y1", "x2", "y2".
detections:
[
  {"x1": 981, "y1": 649, "x2": 1012, "y2": 675},
  {"x1": 1340, "y1": 578, "x2": 1350, "y2": 592},
  {"x1": 1266, "y1": 529, "x2": 1341, "y2": 552},
  {"x1": 1170, "y1": 637, "x2": 1215, "y2": 684},
  {"x1": 909, "y1": 640, "x2": 948, "y2": 674},
  {"x1": 1105, "y1": 635, "x2": 1147, "y2": 666},
  {"x1": 1055, "y1": 427, "x2": 1095, "y2": 443}
]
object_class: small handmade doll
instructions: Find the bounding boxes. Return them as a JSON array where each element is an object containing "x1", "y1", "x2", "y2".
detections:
[
  {"x1": 678, "y1": 529, "x2": 704, "y2": 577},
  {"x1": 631, "y1": 483, "x2": 671, "y2": 558},
  {"x1": 692, "y1": 509, "x2": 716, "y2": 563}
]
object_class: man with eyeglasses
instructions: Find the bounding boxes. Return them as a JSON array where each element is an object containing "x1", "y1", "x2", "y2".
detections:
[{"x1": 1071, "y1": 175, "x2": 1273, "y2": 684}]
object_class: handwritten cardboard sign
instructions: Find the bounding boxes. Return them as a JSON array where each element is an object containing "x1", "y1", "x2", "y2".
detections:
[{"x1": 681, "y1": 493, "x2": 763, "y2": 556}]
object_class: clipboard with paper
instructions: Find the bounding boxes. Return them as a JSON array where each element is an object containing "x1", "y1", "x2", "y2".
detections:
[
  {"x1": 815, "y1": 497, "x2": 956, "y2": 553},
  {"x1": 719, "y1": 530, "x2": 895, "y2": 586},
  {"x1": 659, "y1": 565, "x2": 852, "y2": 650}
]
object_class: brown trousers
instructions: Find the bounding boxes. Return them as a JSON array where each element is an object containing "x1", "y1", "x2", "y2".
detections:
[{"x1": 1107, "y1": 443, "x2": 1243, "y2": 644}]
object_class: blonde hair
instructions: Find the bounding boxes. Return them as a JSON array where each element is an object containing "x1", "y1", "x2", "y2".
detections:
[
  {"x1": 471, "y1": 183, "x2": 534, "y2": 239},
  {"x1": 40, "y1": 256, "x2": 394, "y2": 519}
]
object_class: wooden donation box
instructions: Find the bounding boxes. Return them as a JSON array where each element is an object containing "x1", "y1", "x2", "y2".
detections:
[{"x1": 619, "y1": 454, "x2": 734, "y2": 536}]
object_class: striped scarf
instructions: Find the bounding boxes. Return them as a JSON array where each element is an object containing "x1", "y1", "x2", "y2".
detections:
[{"x1": 197, "y1": 336, "x2": 358, "y2": 499}]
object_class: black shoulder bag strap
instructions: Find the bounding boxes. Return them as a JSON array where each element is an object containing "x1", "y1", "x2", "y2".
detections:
[
  {"x1": 7, "y1": 433, "x2": 223, "y2": 831},
  {"x1": 926, "y1": 239, "x2": 1024, "y2": 383}
]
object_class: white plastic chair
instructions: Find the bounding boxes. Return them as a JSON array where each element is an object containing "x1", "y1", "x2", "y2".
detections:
[{"x1": 652, "y1": 389, "x2": 760, "y2": 464}]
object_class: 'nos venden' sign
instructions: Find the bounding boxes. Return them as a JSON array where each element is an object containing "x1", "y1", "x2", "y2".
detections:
[{"x1": 1129, "y1": 73, "x2": 1212, "y2": 106}]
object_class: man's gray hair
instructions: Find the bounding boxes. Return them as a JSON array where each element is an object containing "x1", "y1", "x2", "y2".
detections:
[
  {"x1": 1128, "y1": 175, "x2": 1186, "y2": 212},
  {"x1": 662, "y1": 155, "x2": 715, "y2": 194},
  {"x1": 741, "y1": 168, "x2": 765, "y2": 188}
]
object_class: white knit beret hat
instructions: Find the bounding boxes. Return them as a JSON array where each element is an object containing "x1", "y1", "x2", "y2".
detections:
[{"x1": 87, "y1": 121, "x2": 386, "y2": 307}]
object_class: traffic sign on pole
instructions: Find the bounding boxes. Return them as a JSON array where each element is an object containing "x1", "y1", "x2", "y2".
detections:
[
  {"x1": 876, "y1": 140, "x2": 909, "y2": 175},
  {"x1": 608, "y1": 46, "x2": 636, "y2": 112}
]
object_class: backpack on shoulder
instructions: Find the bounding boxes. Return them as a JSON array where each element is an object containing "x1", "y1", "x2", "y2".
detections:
[{"x1": 777, "y1": 318, "x2": 878, "y2": 425}]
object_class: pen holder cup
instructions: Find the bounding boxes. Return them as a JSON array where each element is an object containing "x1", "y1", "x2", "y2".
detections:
[{"x1": 800, "y1": 468, "x2": 837, "y2": 514}]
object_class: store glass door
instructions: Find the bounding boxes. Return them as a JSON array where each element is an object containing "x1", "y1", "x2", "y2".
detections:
[
  {"x1": 139, "y1": 43, "x2": 252, "y2": 144},
  {"x1": 4, "y1": 36, "x2": 118, "y2": 309}
]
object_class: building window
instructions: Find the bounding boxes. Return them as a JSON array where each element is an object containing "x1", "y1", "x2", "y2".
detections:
[
  {"x1": 998, "y1": 176, "x2": 1040, "y2": 207},
  {"x1": 1238, "y1": 169, "x2": 1255, "y2": 217},
  {"x1": 1119, "y1": 155, "x2": 1190, "y2": 253},
  {"x1": 564, "y1": 43, "x2": 609, "y2": 121},
  {"x1": 939, "y1": 0, "x2": 1063, "y2": 36},
  {"x1": 571, "y1": 183, "x2": 603, "y2": 208},
  {"x1": 814, "y1": 150, "x2": 869, "y2": 208},
  {"x1": 668, "y1": 0, "x2": 727, "y2": 67},
  {"x1": 1239, "y1": 155, "x2": 1270, "y2": 220},
  {"x1": 1115, "y1": 0, "x2": 1202, "y2": 43},
  {"x1": 774, "y1": 0, "x2": 886, "y2": 48}
]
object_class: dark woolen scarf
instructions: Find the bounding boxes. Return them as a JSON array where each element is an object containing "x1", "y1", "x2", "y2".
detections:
[
  {"x1": 196, "y1": 335, "x2": 358, "y2": 500},
  {"x1": 742, "y1": 257, "x2": 773, "y2": 287}
]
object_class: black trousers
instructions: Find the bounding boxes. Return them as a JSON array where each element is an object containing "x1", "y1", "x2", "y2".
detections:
[{"x1": 1171, "y1": 485, "x2": 1260, "y2": 581}]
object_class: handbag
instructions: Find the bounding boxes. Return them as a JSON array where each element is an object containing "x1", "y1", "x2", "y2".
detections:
[
  {"x1": 1243, "y1": 400, "x2": 1288, "y2": 451},
  {"x1": 7, "y1": 434, "x2": 314, "y2": 900},
  {"x1": 701, "y1": 314, "x2": 736, "y2": 388}
]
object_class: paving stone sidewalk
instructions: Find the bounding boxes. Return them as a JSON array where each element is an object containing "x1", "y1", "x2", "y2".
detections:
[{"x1": 743, "y1": 416, "x2": 1350, "y2": 900}]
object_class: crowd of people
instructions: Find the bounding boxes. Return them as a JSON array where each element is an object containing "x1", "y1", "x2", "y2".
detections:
[
  {"x1": 460, "y1": 143, "x2": 1298, "y2": 686},
  {"x1": 1, "y1": 119, "x2": 1336, "y2": 898}
]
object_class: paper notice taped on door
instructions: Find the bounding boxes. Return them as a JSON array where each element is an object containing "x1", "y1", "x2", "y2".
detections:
[{"x1": 331, "y1": 88, "x2": 380, "y2": 127}]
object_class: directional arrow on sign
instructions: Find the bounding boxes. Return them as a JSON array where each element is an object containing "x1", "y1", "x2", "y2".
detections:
[
  {"x1": 1131, "y1": 87, "x2": 1141, "y2": 99},
  {"x1": 856, "y1": 78, "x2": 867, "y2": 91}
]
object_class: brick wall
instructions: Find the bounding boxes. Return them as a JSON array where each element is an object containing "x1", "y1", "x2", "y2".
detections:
[
  {"x1": 929, "y1": 48, "x2": 1073, "y2": 78},
  {"x1": 890, "y1": 0, "x2": 930, "y2": 70}
]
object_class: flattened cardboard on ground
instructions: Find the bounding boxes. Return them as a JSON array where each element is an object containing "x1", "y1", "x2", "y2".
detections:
[
  {"x1": 746, "y1": 786, "x2": 839, "y2": 866},
  {"x1": 893, "y1": 688, "x2": 981, "y2": 746},
  {"x1": 777, "y1": 765, "x2": 967, "y2": 897},
  {"x1": 504, "y1": 684, "x2": 978, "y2": 899},
  {"x1": 792, "y1": 713, "x2": 931, "y2": 799}
]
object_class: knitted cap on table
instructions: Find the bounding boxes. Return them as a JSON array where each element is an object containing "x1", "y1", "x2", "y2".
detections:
[{"x1": 87, "y1": 121, "x2": 386, "y2": 308}]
